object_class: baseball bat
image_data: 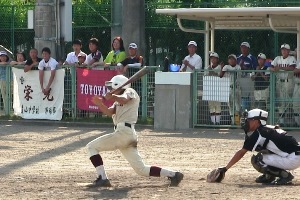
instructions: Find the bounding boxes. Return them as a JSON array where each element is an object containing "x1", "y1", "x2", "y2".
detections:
[{"x1": 111, "y1": 66, "x2": 150, "y2": 94}]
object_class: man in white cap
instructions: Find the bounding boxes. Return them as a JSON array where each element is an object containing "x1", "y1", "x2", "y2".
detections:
[
  {"x1": 214, "y1": 108, "x2": 300, "y2": 185},
  {"x1": 237, "y1": 42, "x2": 258, "y2": 112},
  {"x1": 180, "y1": 41, "x2": 202, "y2": 72},
  {"x1": 250, "y1": 53, "x2": 270, "y2": 110},
  {"x1": 270, "y1": 44, "x2": 296, "y2": 126}
]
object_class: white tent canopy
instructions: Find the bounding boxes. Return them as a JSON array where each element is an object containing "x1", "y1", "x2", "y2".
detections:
[{"x1": 156, "y1": 7, "x2": 300, "y2": 67}]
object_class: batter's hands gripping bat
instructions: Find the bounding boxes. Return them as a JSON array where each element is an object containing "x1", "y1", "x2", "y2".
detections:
[{"x1": 110, "y1": 66, "x2": 150, "y2": 94}]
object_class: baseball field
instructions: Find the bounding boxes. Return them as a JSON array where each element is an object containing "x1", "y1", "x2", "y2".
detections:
[{"x1": 1, "y1": 123, "x2": 299, "y2": 200}]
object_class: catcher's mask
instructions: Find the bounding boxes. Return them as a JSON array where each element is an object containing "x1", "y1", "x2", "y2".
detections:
[{"x1": 241, "y1": 109, "x2": 268, "y2": 134}]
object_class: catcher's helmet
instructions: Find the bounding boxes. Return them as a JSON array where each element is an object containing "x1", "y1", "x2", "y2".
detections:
[
  {"x1": 105, "y1": 75, "x2": 130, "y2": 90},
  {"x1": 247, "y1": 109, "x2": 268, "y2": 125}
]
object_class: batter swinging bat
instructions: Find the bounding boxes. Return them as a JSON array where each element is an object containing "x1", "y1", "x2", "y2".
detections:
[{"x1": 111, "y1": 66, "x2": 149, "y2": 94}]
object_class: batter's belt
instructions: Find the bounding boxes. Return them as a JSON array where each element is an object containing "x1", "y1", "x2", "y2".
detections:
[{"x1": 114, "y1": 122, "x2": 134, "y2": 130}]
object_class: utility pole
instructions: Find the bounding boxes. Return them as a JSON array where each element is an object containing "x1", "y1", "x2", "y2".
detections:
[
  {"x1": 111, "y1": 0, "x2": 123, "y2": 39},
  {"x1": 34, "y1": 0, "x2": 57, "y2": 59},
  {"x1": 122, "y1": 0, "x2": 145, "y2": 57}
]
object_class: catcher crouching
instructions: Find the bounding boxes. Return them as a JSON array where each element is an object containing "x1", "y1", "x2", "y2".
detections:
[{"x1": 207, "y1": 108, "x2": 300, "y2": 185}]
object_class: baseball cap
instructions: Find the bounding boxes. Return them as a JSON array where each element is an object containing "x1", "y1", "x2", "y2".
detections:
[
  {"x1": 78, "y1": 52, "x2": 86, "y2": 57},
  {"x1": 247, "y1": 109, "x2": 268, "y2": 125},
  {"x1": 129, "y1": 43, "x2": 138, "y2": 49},
  {"x1": 257, "y1": 53, "x2": 266, "y2": 60},
  {"x1": 209, "y1": 52, "x2": 219, "y2": 58},
  {"x1": 281, "y1": 43, "x2": 290, "y2": 50},
  {"x1": 240, "y1": 42, "x2": 250, "y2": 48},
  {"x1": 228, "y1": 54, "x2": 237, "y2": 60},
  {"x1": 188, "y1": 41, "x2": 197, "y2": 47},
  {"x1": 0, "y1": 51, "x2": 7, "y2": 56}
]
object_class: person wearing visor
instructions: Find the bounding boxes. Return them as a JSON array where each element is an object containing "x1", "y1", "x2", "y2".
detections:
[{"x1": 217, "y1": 109, "x2": 300, "y2": 185}]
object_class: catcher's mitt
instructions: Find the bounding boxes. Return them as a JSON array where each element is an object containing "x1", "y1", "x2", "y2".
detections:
[{"x1": 206, "y1": 167, "x2": 227, "y2": 183}]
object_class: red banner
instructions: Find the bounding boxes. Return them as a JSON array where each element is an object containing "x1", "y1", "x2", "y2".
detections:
[{"x1": 76, "y1": 68, "x2": 118, "y2": 111}]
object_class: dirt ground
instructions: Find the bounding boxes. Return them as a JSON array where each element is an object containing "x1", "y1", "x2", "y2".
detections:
[{"x1": 1, "y1": 123, "x2": 300, "y2": 200}]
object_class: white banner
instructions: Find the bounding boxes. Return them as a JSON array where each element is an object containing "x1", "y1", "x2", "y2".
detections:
[
  {"x1": 202, "y1": 76, "x2": 230, "y2": 102},
  {"x1": 13, "y1": 68, "x2": 65, "y2": 120}
]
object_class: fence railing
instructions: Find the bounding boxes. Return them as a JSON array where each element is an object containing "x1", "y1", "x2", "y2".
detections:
[
  {"x1": 194, "y1": 69, "x2": 300, "y2": 129},
  {"x1": 1, "y1": 65, "x2": 159, "y2": 122}
]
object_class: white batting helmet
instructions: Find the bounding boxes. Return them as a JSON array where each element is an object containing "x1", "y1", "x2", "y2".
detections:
[{"x1": 105, "y1": 75, "x2": 130, "y2": 90}]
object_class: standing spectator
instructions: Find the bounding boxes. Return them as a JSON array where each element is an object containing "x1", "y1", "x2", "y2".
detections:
[
  {"x1": 237, "y1": 42, "x2": 258, "y2": 112},
  {"x1": 250, "y1": 53, "x2": 270, "y2": 110},
  {"x1": 10, "y1": 51, "x2": 26, "y2": 65},
  {"x1": 24, "y1": 48, "x2": 42, "y2": 72},
  {"x1": 64, "y1": 39, "x2": 85, "y2": 66},
  {"x1": 270, "y1": 44, "x2": 296, "y2": 126},
  {"x1": 83, "y1": 38, "x2": 102, "y2": 67},
  {"x1": 205, "y1": 52, "x2": 222, "y2": 125},
  {"x1": 38, "y1": 47, "x2": 58, "y2": 95},
  {"x1": 180, "y1": 41, "x2": 202, "y2": 72},
  {"x1": 220, "y1": 54, "x2": 241, "y2": 125},
  {"x1": 0, "y1": 51, "x2": 10, "y2": 112},
  {"x1": 76, "y1": 52, "x2": 87, "y2": 67},
  {"x1": 93, "y1": 36, "x2": 126, "y2": 68},
  {"x1": 118, "y1": 43, "x2": 143, "y2": 75}
]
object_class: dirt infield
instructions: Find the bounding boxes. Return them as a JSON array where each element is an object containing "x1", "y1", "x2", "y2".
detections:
[{"x1": 1, "y1": 123, "x2": 300, "y2": 200}]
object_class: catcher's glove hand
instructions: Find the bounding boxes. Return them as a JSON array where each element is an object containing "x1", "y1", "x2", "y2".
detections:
[{"x1": 206, "y1": 167, "x2": 227, "y2": 183}]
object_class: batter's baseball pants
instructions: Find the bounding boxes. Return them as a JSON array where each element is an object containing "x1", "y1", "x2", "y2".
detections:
[{"x1": 86, "y1": 123, "x2": 151, "y2": 176}]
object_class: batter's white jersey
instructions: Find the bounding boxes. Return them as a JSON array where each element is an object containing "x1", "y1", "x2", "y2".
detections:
[
  {"x1": 110, "y1": 88, "x2": 140, "y2": 125},
  {"x1": 271, "y1": 56, "x2": 296, "y2": 80}
]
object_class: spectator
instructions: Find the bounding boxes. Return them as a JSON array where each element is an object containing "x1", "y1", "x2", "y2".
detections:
[
  {"x1": 180, "y1": 41, "x2": 202, "y2": 72},
  {"x1": 205, "y1": 52, "x2": 222, "y2": 125},
  {"x1": 118, "y1": 43, "x2": 143, "y2": 75},
  {"x1": 64, "y1": 39, "x2": 85, "y2": 67},
  {"x1": 270, "y1": 44, "x2": 296, "y2": 126},
  {"x1": 250, "y1": 53, "x2": 270, "y2": 110},
  {"x1": 24, "y1": 48, "x2": 42, "y2": 72},
  {"x1": 293, "y1": 61, "x2": 300, "y2": 127},
  {"x1": 0, "y1": 51, "x2": 10, "y2": 112},
  {"x1": 83, "y1": 38, "x2": 102, "y2": 67},
  {"x1": 237, "y1": 42, "x2": 258, "y2": 112},
  {"x1": 220, "y1": 54, "x2": 241, "y2": 125},
  {"x1": 10, "y1": 51, "x2": 26, "y2": 65},
  {"x1": 38, "y1": 47, "x2": 58, "y2": 95},
  {"x1": 76, "y1": 52, "x2": 87, "y2": 67},
  {"x1": 93, "y1": 36, "x2": 126, "y2": 68}
]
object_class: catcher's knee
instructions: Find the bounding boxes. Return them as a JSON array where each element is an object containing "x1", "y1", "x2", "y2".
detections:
[{"x1": 251, "y1": 153, "x2": 268, "y2": 173}]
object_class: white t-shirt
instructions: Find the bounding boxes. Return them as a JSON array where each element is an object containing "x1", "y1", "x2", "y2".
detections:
[
  {"x1": 222, "y1": 64, "x2": 241, "y2": 85},
  {"x1": 180, "y1": 53, "x2": 202, "y2": 72},
  {"x1": 271, "y1": 55, "x2": 296, "y2": 80},
  {"x1": 65, "y1": 51, "x2": 85, "y2": 64},
  {"x1": 84, "y1": 51, "x2": 104, "y2": 65},
  {"x1": 38, "y1": 57, "x2": 58, "y2": 71},
  {"x1": 205, "y1": 64, "x2": 221, "y2": 76}
]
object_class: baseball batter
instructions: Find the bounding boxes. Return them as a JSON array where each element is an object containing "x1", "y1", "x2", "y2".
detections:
[
  {"x1": 87, "y1": 75, "x2": 184, "y2": 187},
  {"x1": 216, "y1": 109, "x2": 300, "y2": 185},
  {"x1": 205, "y1": 52, "x2": 222, "y2": 125},
  {"x1": 270, "y1": 44, "x2": 296, "y2": 126}
]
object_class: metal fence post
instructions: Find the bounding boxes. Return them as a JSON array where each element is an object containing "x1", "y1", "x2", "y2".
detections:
[
  {"x1": 70, "y1": 66, "x2": 77, "y2": 120},
  {"x1": 6, "y1": 65, "x2": 12, "y2": 116},
  {"x1": 141, "y1": 70, "x2": 148, "y2": 120},
  {"x1": 192, "y1": 71, "x2": 198, "y2": 127},
  {"x1": 269, "y1": 71, "x2": 275, "y2": 125}
]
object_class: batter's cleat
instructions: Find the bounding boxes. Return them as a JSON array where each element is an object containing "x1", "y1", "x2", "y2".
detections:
[
  {"x1": 270, "y1": 173, "x2": 294, "y2": 185},
  {"x1": 255, "y1": 174, "x2": 276, "y2": 184},
  {"x1": 169, "y1": 172, "x2": 184, "y2": 187},
  {"x1": 92, "y1": 176, "x2": 112, "y2": 187}
]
